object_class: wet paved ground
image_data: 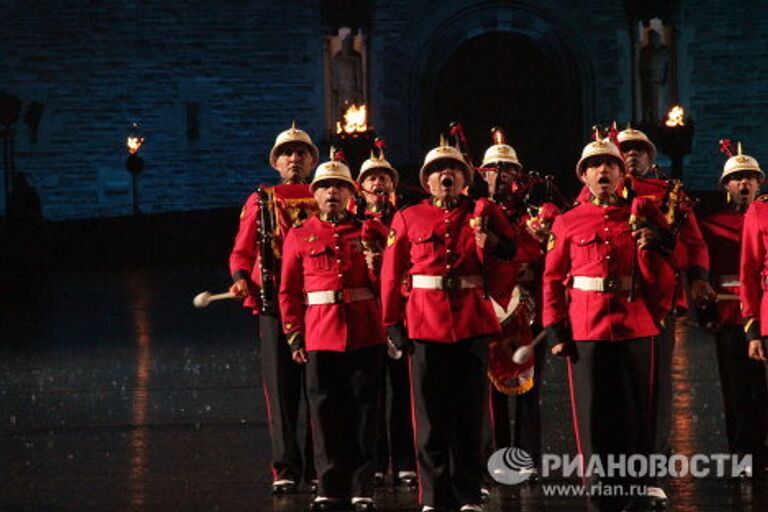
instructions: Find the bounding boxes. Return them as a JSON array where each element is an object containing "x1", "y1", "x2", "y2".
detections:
[{"x1": 2, "y1": 265, "x2": 768, "y2": 511}]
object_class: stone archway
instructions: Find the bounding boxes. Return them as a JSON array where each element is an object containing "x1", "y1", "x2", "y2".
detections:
[{"x1": 407, "y1": 4, "x2": 592, "y2": 191}]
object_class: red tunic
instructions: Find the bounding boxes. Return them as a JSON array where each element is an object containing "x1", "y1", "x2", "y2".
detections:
[
  {"x1": 229, "y1": 184, "x2": 317, "y2": 313},
  {"x1": 279, "y1": 215, "x2": 385, "y2": 352},
  {"x1": 577, "y1": 179, "x2": 710, "y2": 313},
  {"x1": 380, "y1": 197, "x2": 505, "y2": 343},
  {"x1": 542, "y1": 198, "x2": 676, "y2": 341},
  {"x1": 740, "y1": 199, "x2": 768, "y2": 335},
  {"x1": 700, "y1": 208, "x2": 746, "y2": 326}
]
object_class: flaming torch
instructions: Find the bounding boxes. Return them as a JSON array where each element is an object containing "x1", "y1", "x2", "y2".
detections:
[
  {"x1": 336, "y1": 104, "x2": 368, "y2": 135},
  {"x1": 332, "y1": 103, "x2": 375, "y2": 172},
  {"x1": 126, "y1": 122, "x2": 145, "y2": 215},
  {"x1": 665, "y1": 105, "x2": 685, "y2": 128},
  {"x1": 658, "y1": 105, "x2": 694, "y2": 179}
]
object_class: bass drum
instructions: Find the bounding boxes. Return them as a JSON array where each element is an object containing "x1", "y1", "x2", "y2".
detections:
[{"x1": 487, "y1": 285, "x2": 535, "y2": 395}]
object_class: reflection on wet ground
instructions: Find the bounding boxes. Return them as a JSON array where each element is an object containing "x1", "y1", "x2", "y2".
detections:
[{"x1": 2, "y1": 266, "x2": 767, "y2": 510}]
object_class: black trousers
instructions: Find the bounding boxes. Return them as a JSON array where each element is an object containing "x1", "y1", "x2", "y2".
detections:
[
  {"x1": 652, "y1": 315, "x2": 675, "y2": 460},
  {"x1": 715, "y1": 325, "x2": 768, "y2": 461},
  {"x1": 567, "y1": 338, "x2": 655, "y2": 509},
  {"x1": 483, "y1": 332, "x2": 547, "y2": 465},
  {"x1": 375, "y1": 356, "x2": 416, "y2": 474},
  {"x1": 306, "y1": 345, "x2": 385, "y2": 500},
  {"x1": 259, "y1": 314, "x2": 314, "y2": 482},
  {"x1": 410, "y1": 337, "x2": 489, "y2": 509}
]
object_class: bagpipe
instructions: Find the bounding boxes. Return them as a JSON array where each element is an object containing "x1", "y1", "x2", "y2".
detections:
[
  {"x1": 449, "y1": 123, "x2": 563, "y2": 395},
  {"x1": 350, "y1": 139, "x2": 397, "y2": 254}
]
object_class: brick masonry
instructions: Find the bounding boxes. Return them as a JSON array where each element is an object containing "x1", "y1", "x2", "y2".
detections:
[{"x1": 1, "y1": 0, "x2": 766, "y2": 220}]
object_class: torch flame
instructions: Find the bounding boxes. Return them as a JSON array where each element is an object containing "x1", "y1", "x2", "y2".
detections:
[
  {"x1": 665, "y1": 105, "x2": 685, "y2": 127},
  {"x1": 337, "y1": 104, "x2": 368, "y2": 134},
  {"x1": 127, "y1": 136, "x2": 144, "y2": 155}
]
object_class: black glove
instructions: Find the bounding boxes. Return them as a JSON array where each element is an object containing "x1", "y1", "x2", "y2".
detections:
[
  {"x1": 287, "y1": 332, "x2": 305, "y2": 353},
  {"x1": 745, "y1": 319, "x2": 762, "y2": 342},
  {"x1": 545, "y1": 322, "x2": 575, "y2": 358},
  {"x1": 387, "y1": 325, "x2": 413, "y2": 355}
]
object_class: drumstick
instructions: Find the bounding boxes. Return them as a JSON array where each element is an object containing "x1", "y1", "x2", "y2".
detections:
[
  {"x1": 387, "y1": 338, "x2": 403, "y2": 360},
  {"x1": 512, "y1": 330, "x2": 548, "y2": 365},
  {"x1": 193, "y1": 291, "x2": 237, "y2": 309}
]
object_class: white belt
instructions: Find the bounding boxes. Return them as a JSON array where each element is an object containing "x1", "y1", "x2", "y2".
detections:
[
  {"x1": 306, "y1": 288, "x2": 375, "y2": 305},
  {"x1": 411, "y1": 274, "x2": 483, "y2": 290},
  {"x1": 571, "y1": 275, "x2": 632, "y2": 293},
  {"x1": 719, "y1": 275, "x2": 740, "y2": 288}
]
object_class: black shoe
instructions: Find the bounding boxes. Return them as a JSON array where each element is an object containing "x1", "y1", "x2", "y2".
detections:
[
  {"x1": 396, "y1": 470, "x2": 418, "y2": 488},
  {"x1": 352, "y1": 497, "x2": 377, "y2": 511},
  {"x1": 310, "y1": 479, "x2": 319, "y2": 494},
  {"x1": 272, "y1": 479, "x2": 297, "y2": 495},
  {"x1": 373, "y1": 472, "x2": 386, "y2": 488},
  {"x1": 521, "y1": 468, "x2": 541, "y2": 484},
  {"x1": 645, "y1": 486, "x2": 668, "y2": 509},
  {"x1": 309, "y1": 497, "x2": 348, "y2": 511}
]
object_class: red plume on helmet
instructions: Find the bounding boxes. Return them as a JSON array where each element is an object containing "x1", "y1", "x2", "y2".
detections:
[
  {"x1": 607, "y1": 121, "x2": 620, "y2": 147},
  {"x1": 719, "y1": 139, "x2": 736, "y2": 158},
  {"x1": 373, "y1": 137, "x2": 386, "y2": 158},
  {"x1": 449, "y1": 122, "x2": 469, "y2": 151},
  {"x1": 448, "y1": 121, "x2": 475, "y2": 169},
  {"x1": 331, "y1": 146, "x2": 348, "y2": 164}
]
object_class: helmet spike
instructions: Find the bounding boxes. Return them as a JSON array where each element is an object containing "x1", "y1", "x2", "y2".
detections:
[{"x1": 490, "y1": 126, "x2": 507, "y2": 146}]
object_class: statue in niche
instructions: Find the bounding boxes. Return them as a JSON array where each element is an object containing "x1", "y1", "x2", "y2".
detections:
[
  {"x1": 638, "y1": 29, "x2": 670, "y2": 123},
  {"x1": 331, "y1": 33, "x2": 364, "y2": 118}
]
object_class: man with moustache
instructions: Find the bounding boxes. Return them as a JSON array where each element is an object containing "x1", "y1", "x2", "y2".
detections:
[
  {"x1": 381, "y1": 138, "x2": 518, "y2": 512},
  {"x1": 477, "y1": 129, "x2": 548, "y2": 481},
  {"x1": 701, "y1": 145, "x2": 767, "y2": 476},
  {"x1": 617, "y1": 126, "x2": 712, "y2": 508},
  {"x1": 280, "y1": 154, "x2": 385, "y2": 511},
  {"x1": 229, "y1": 122, "x2": 319, "y2": 494},
  {"x1": 544, "y1": 138, "x2": 676, "y2": 512},
  {"x1": 354, "y1": 149, "x2": 419, "y2": 489}
]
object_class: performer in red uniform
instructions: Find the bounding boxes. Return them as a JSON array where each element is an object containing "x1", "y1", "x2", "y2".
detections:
[
  {"x1": 381, "y1": 138, "x2": 518, "y2": 512},
  {"x1": 701, "y1": 143, "x2": 767, "y2": 476},
  {"x1": 229, "y1": 122, "x2": 319, "y2": 494},
  {"x1": 477, "y1": 129, "x2": 549, "y2": 482},
  {"x1": 280, "y1": 153, "x2": 385, "y2": 512},
  {"x1": 354, "y1": 148, "x2": 419, "y2": 489},
  {"x1": 544, "y1": 137, "x2": 676, "y2": 511},
  {"x1": 742, "y1": 171, "x2": 768, "y2": 364},
  {"x1": 617, "y1": 126, "x2": 712, "y2": 508}
]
